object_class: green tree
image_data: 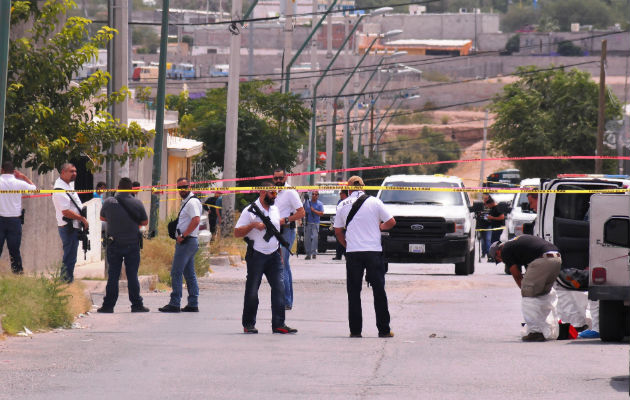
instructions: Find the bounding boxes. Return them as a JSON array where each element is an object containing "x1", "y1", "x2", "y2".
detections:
[
  {"x1": 490, "y1": 66, "x2": 621, "y2": 178},
  {"x1": 500, "y1": 5, "x2": 539, "y2": 32},
  {"x1": 7, "y1": 1, "x2": 154, "y2": 173},
  {"x1": 542, "y1": 0, "x2": 613, "y2": 31},
  {"x1": 178, "y1": 81, "x2": 311, "y2": 182}
]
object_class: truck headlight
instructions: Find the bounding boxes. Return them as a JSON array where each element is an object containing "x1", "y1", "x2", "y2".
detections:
[{"x1": 445, "y1": 218, "x2": 467, "y2": 237}]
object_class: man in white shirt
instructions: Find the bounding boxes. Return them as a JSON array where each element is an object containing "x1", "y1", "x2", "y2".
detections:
[
  {"x1": 272, "y1": 168, "x2": 305, "y2": 310},
  {"x1": 159, "y1": 178, "x2": 203, "y2": 313},
  {"x1": 52, "y1": 163, "x2": 89, "y2": 283},
  {"x1": 0, "y1": 161, "x2": 36, "y2": 274},
  {"x1": 234, "y1": 181, "x2": 297, "y2": 334},
  {"x1": 334, "y1": 176, "x2": 396, "y2": 338}
]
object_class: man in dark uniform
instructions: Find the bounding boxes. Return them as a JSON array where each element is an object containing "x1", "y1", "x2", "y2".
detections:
[
  {"x1": 97, "y1": 178, "x2": 149, "y2": 313},
  {"x1": 489, "y1": 235, "x2": 562, "y2": 341}
]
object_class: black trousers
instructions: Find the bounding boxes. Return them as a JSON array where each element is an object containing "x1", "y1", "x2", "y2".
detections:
[
  {"x1": 102, "y1": 242, "x2": 143, "y2": 308},
  {"x1": 345, "y1": 251, "x2": 391, "y2": 335}
]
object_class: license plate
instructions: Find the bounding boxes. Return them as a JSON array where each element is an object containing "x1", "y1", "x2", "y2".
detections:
[
  {"x1": 409, "y1": 244, "x2": 425, "y2": 253},
  {"x1": 327, "y1": 235, "x2": 336, "y2": 242}
]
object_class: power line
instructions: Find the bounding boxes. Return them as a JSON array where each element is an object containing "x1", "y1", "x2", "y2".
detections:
[{"x1": 121, "y1": 29, "x2": 625, "y2": 85}]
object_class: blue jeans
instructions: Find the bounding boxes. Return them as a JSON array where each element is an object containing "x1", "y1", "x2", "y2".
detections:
[
  {"x1": 483, "y1": 228, "x2": 503, "y2": 256},
  {"x1": 103, "y1": 242, "x2": 143, "y2": 308},
  {"x1": 280, "y1": 228, "x2": 296, "y2": 307},
  {"x1": 0, "y1": 217, "x2": 23, "y2": 273},
  {"x1": 58, "y1": 226, "x2": 79, "y2": 283},
  {"x1": 242, "y1": 249, "x2": 285, "y2": 329},
  {"x1": 169, "y1": 237, "x2": 199, "y2": 308},
  {"x1": 304, "y1": 222, "x2": 319, "y2": 257}
]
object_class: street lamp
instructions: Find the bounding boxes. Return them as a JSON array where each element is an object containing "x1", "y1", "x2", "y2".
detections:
[
  {"x1": 306, "y1": 7, "x2": 394, "y2": 183},
  {"x1": 373, "y1": 93, "x2": 421, "y2": 154},
  {"x1": 343, "y1": 51, "x2": 407, "y2": 179},
  {"x1": 329, "y1": 29, "x2": 403, "y2": 177}
]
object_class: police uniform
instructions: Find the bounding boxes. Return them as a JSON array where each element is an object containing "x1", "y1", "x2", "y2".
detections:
[
  {"x1": 235, "y1": 199, "x2": 287, "y2": 331},
  {"x1": 334, "y1": 190, "x2": 394, "y2": 337}
]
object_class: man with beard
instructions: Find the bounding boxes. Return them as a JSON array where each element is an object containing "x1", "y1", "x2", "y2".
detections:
[
  {"x1": 234, "y1": 182, "x2": 297, "y2": 334},
  {"x1": 159, "y1": 178, "x2": 203, "y2": 313},
  {"x1": 272, "y1": 168, "x2": 305, "y2": 310}
]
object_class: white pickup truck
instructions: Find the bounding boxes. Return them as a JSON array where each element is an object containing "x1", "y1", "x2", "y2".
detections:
[{"x1": 377, "y1": 175, "x2": 483, "y2": 275}]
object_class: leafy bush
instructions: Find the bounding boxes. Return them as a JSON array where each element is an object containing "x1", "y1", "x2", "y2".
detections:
[
  {"x1": 505, "y1": 34, "x2": 520, "y2": 55},
  {"x1": 557, "y1": 41, "x2": 583, "y2": 56},
  {"x1": 0, "y1": 272, "x2": 73, "y2": 334}
]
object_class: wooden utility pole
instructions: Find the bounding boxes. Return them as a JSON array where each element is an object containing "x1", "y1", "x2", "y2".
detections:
[{"x1": 596, "y1": 40, "x2": 607, "y2": 174}]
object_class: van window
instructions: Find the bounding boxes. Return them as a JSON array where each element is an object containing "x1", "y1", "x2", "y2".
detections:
[
  {"x1": 554, "y1": 184, "x2": 617, "y2": 220},
  {"x1": 380, "y1": 181, "x2": 463, "y2": 206}
]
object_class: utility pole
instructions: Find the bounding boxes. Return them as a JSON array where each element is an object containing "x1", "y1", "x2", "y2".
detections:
[
  {"x1": 283, "y1": 0, "x2": 293, "y2": 93},
  {"x1": 369, "y1": 105, "x2": 375, "y2": 155},
  {"x1": 0, "y1": 0, "x2": 11, "y2": 167},
  {"x1": 114, "y1": 0, "x2": 129, "y2": 179},
  {"x1": 148, "y1": 0, "x2": 170, "y2": 237},
  {"x1": 479, "y1": 109, "x2": 488, "y2": 187},
  {"x1": 326, "y1": 0, "x2": 333, "y2": 58},
  {"x1": 596, "y1": 40, "x2": 607, "y2": 174},
  {"x1": 221, "y1": 0, "x2": 243, "y2": 236}
]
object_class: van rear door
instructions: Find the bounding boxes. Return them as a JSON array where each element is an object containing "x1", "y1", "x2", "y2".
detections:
[{"x1": 540, "y1": 179, "x2": 624, "y2": 269}]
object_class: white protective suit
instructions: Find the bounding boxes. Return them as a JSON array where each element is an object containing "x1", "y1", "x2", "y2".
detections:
[
  {"x1": 522, "y1": 287, "x2": 560, "y2": 340},
  {"x1": 555, "y1": 284, "x2": 599, "y2": 331}
]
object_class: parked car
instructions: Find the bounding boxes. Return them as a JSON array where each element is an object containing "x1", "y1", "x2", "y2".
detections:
[
  {"x1": 505, "y1": 178, "x2": 539, "y2": 240},
  {"x1": 377, "y1": 175, "x2": 482, "y2": 275}
]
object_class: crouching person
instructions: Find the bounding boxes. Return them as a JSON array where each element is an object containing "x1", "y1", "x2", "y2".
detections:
[
  {"x1": 234, "y1": 182, "x2": 297, "y2": 335},
  {"x1": 489, "y1": 235, "x2": 562, "y2": 341}
]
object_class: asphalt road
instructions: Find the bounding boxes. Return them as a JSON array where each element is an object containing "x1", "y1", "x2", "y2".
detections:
[{"x1": 0, "y1": 253, "x2": 628, "y2": 400}]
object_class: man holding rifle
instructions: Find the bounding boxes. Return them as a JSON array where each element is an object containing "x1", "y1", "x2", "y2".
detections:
[
  {"x1": 52, "y1": 163, "x2": 89, "y2": 283},
  {"x1": 234, "y1": 181, "x2": 297, "y2": 335}
]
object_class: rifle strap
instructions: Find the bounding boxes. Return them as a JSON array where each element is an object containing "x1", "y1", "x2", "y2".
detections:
[
  {"x1": 345, "y1": 194, "x2": 369, "y2": 229},
  {"x1": 55, "y1": 188, "x2": 82, "y2": 213}
]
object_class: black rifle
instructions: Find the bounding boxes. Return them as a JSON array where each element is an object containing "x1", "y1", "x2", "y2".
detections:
[{"x1": 248, "y1": 202, "x2": 293, "y2": 255}]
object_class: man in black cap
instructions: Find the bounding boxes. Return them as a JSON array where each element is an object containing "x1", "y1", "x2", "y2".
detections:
[{"x1": 489, "y1": 235, "x2": 562, "y2": 341}]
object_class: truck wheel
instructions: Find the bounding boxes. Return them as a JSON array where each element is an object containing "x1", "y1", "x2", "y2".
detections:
[
  {"x1": 467, "y1": 248, "x2": 475, "y2": 275},
  {"x1": 599, "y1": 300, "x2": 626, "y2": 342},
  {"x1": 455, "y1": 251, "x2": 471, "y2": 276}
]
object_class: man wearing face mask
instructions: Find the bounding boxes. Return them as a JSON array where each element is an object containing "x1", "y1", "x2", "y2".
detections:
[
  {"x1": 235, "y1": 182, "x2": 297, "y2": 334},
  {"x1": 272, "y1": 168, "x2": 305, "y2": 310},
  {"x1": 159, "y1": 178, "x2": 203, "y2": 313}
]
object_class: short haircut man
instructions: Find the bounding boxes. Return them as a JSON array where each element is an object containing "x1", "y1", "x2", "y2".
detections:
[
  {"x1": 0, "y1": 159, "x2": 36, "y2": 274},
  {"x1": 97, "y1": 177, "x2": 149, "y2": 313},
  {"x1": 334, "y1": 175, "x2": 396, "y2": 338}
]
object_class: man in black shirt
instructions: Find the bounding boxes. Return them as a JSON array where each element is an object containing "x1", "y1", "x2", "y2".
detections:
[
  {"x1": 482, "y1": 194, "x2": 505, "y2": 261},
  {"x1": 489, "y1": 235, "x2": 562, "y2": 342},
  {"x1": 97, "y1": 178, "x2": 149, "y2": 313}
]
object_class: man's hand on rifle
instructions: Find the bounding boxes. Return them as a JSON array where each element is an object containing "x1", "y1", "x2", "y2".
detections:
[
  {"x1": 252, "y1": 222, "x2": 265, "y2": 231},
  {"x1": 80, "y1": 217, "x2": 89, "y2": 230}
]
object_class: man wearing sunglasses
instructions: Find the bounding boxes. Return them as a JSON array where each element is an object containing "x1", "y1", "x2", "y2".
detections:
[
  {"x1": 159, "y1": 178, "x2": 203, "y2": 313},
  {"x1": 272, "y1": 168, "x2": 305, "y2": 310}
]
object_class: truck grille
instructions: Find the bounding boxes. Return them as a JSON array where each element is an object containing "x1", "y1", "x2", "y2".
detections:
[{"x1": 389, "y1": 216, "x2": 449, "y2": 238}]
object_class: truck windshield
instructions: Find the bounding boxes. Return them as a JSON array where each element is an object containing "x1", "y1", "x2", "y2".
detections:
[
  {"x1": 317, "y1": 191, "x2": 339, "y2": 206},
  {"x1": 379, "y1": 182, "x2": 463, "y2": 206}
]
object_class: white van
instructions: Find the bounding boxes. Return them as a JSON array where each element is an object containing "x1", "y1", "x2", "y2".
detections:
[{"x1": 377, "y1": 175, "x2": 482, "y2": 275}]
